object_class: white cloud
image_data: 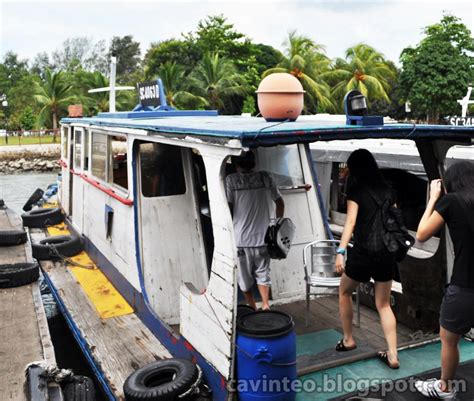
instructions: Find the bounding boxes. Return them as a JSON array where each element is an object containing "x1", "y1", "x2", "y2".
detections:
[{"x1": 1, "y1": 0, "x2": 473, "y2": 65}]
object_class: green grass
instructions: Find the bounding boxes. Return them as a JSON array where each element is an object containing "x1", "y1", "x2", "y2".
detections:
[{"x1": 0, "y1": 135, "x2": 58, "y2": 146}]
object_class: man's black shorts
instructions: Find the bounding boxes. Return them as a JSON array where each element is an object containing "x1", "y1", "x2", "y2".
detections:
[{"x1": 344, "y1": 245, "x2": 396, "y2": 283}]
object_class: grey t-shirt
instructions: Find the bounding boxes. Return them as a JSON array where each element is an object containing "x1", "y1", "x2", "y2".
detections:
[{"x1": 225, "y1": 171, "x2": 281, "y2": 247}]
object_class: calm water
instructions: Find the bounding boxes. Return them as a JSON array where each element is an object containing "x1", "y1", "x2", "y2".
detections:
[
  {"x1": 0, "y1": 171, "x2": 105, "y2": 399},
  {"x1": 0, "y1": 172, "x2": 58, "y2": 214}
]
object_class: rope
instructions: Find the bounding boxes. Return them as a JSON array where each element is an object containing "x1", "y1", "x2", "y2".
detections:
[
  {"x1": 178, "y1": 364, "x2": 203, "y2": 398},
  {"x1": 49, "y1": 247, "x2": 96, "y2": 269},
  {"x1": 25, "y1": 361, "x2": 74, "y2": 383}
]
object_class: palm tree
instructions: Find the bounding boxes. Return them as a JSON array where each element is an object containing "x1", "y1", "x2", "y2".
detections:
[
  {"x1": 263, "y1": 31, "x2": 333, "y2": 113},
  {"x1": 158, "y1": 61, "x2": 207, "y2": 109},
  {"x1": 82, "y1": 71, "x2": 134, "y2": 114},
  {"x1": 322, "y1": 43, "x2": 396, "y2": 111},
  {"x1": 188, "y1": 53, "x2": 247, "y2": 112},
  {"x1": 34, "y1": 69, "x2": 75, "y2": 141}
]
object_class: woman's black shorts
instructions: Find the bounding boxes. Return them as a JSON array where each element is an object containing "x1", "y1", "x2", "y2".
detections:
[
  {"x1": 440, "y1": 284, "x2": 474, "y2": 335},
  {"x1": 344, "y1": 245, "x2": 396, "y2": 283}
]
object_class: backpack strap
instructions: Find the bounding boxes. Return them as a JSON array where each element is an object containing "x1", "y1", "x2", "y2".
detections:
[{"x1": 366, "y1": 188, "x2": 386, "y2": 208}]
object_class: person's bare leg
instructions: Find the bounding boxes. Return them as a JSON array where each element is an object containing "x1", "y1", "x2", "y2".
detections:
[
  {"x1": 374, "y1": 280, "x2": 399, "y2": 366},
  {"x1": 440, "y1": 327, "x2": 461, "y2": 392},
  {"x1": 243, "y1": 291, "x2": 257, "y2": 310},
  {"x1": 339, "y1": 274, "x2": 360, "y2": 347},
  {"x1": 258, "y1": 285, "x2": 270, "y2": 310}
]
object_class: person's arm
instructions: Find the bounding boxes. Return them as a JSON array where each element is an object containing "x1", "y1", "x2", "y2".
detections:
[
  {"x1": 275, "y1": 197, "x2": 284, "y2": 218},
  {"x1": 416, "y1": 179, "x2": 445, "y2": 242},
  {"x1": 225, "y1": 175, "x2": 234, "y2": 218},
  {"x1": 335, "y1": 200, "x2": 358, "y2": 274}
]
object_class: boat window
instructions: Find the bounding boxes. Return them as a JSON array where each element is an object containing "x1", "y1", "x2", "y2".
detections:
[
  {"x1": 74, "y1": 130, "x2": 82, "y2": 170},
  {"x1": 445, "y1": 144, "x2": 474, "y2": 170},
  {"x1": 109, "y1": 136, "x2": 128, "y2": 190},
  {"x1": 61, "y1": 127, "x2": 68, "y2": 159},
  {"x1": 83, "y1": 130, "x2": 90, "y2": 172},
  {"x1": 257, "y1": 145, "x2": 304, "y2": 187},
  {"x1": 91, "y1": 132, "x2": 107, "y2": 181},
  {"x1": 139, "y1": 142, "x2": 186, "y2": 197}
]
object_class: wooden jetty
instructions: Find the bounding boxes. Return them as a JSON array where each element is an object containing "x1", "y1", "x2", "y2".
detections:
[
  {"x1": 30, "y1": 226, "x2": 172, "y2": 401},
  {"x1": 0, "y1": 204, "x2": 55, "y2": 401}
]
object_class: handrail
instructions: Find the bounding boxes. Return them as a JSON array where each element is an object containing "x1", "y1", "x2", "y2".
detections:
[
  {"x1": 80, "y1": 174, "x2": 133, "y2": 206},
  {"x1": 279, "y1": 184, "x2": 312, "y2": 191}
]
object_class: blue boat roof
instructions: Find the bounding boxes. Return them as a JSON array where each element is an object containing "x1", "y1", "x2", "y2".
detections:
[{"x1": 61, "y1": 115, "x2": 474, "y2": 147}]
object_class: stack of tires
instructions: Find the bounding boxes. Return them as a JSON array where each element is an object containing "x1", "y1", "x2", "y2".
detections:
[
  {"x1": 20, "y1": 204, "x2": 84, "y2": 261},
  {"x1": 0, "y1": 227, "x2": 39, "y2": 288}
]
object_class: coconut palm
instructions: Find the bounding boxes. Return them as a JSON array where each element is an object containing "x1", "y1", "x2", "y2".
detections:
[
  {"x1": 263, "y1": 31, "x2": 333, "y2": 112},
  {"x1": 82, "y1": 71, "x2": 134, "y2": 114},
  {"x1": 323, "y1": 43, "x2": 396, "y2": 111},
  {"x1": 34, "y1": 68, "x2": 76, "y2": 141},
  {"x1": 188, "y1": 53, "x2": 247, "y2": 112},
  {"x1": 157, "y1": 61, "x2": 207, "y2": 109}
]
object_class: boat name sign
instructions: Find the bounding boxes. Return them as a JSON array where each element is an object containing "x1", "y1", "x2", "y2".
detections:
[
  {"x1": 448, "y1": 116, "x2": 474, "y2": 126},
  {"x1": 137, "y1": 81, "x2": 161, "y2": 107}
]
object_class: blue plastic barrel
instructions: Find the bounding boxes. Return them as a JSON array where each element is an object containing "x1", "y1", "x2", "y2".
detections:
[{"x1": 236, "y1": 310, "x2": 296, "y2": 401}]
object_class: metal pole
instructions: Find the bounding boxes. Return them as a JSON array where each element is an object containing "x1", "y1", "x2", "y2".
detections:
[{"x1": 109, "y1": 56, "x2": 117, "y2": 113}]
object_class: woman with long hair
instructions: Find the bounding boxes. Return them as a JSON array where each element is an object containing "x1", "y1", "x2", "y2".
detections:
[
  {"x1": 415, "y1": 160, "x2": 474, "y2": 400},
  {"x1": 335, "y1": 149, "x2": 400, "y2": 369}
]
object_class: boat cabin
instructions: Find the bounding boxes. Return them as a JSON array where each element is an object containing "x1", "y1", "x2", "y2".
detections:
[{"x1": 59, "y1": 111, "x2": 474, "y2": 400}]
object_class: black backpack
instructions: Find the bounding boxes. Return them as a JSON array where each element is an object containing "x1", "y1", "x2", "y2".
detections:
[{"x1": 364, "y1": 189, "x2": 415, "y2": 262}]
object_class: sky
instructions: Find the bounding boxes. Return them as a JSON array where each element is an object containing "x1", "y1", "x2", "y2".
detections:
[{"x1": 1, "y1": 0, "x2": 473, "y2": 66}]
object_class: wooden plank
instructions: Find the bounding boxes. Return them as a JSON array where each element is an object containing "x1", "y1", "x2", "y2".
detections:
[
  {"x1": 0, "y1": 207, "x2": 56, "y2": 400},
  {"x1": 274, "y1": 296, "x2": 415, "y2": 350},
  {"x1": 32, "y1": 230, "x2": 172, "y2": 400},
  {"x1": 0, "y1": 284, "x2": 44, "y2": 401}
]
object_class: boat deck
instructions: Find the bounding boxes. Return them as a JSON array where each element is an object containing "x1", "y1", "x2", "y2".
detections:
[
  {"x1": 273, "y1": 296, "x2": 428, "y2": 376},
  {"x1": 0, "y1": 206, "x2": 55, "y2": 401},
  {"x1": 332, "y1": 358, "x2": 474, "y2": 400},
  {"x1": 30, "y1": 228, "x2": 172, "y2": 401}
]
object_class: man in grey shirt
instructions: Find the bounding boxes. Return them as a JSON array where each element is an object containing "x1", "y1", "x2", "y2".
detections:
[{"x1": 225, "y1": 151, "x2": 284, "y2": 310}]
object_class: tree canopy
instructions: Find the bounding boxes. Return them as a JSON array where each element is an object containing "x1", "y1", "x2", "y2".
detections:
[
  {"x1": 399, "y1": 14, "x2": 474, "y2": 122},
  {"x1": 1, "y1": 13, "x2": 472, "y2": 130}
]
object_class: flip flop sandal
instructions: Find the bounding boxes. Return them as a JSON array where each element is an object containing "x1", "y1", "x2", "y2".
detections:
[
  {"x1": 377, "y1": 351, "x2": 400, "y2": 369},
  {"x1": 335, "y1": 338, "x2": 357, "y2": 352}
]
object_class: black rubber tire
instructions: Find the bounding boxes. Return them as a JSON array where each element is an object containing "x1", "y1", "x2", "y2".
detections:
[
  {"x1": 21, "y1": 208, "x2": 64, "y2": 228},
  {"x1": 0, "y1": 230, "x2": 28, "y2": 246},
  {"x1": 0, "y1": 263, "x2": 39, "y2": 288},
  {"x1": 123, "y1": 359, "x2": 200, "y2": 401},
  {"x1": 63, "y1": 375, "x2": 96, "y2": 401},
  {"x1": 22, "y1": 188, "x2": 44, "y2": 212},
  {"x1": 32, "y1": 235, "x2": 83, "y2": 260}
]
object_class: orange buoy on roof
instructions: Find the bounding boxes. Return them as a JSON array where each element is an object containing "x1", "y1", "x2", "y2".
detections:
[{"x1": 256, "y1": 73, "x2": 305, "y2": 122}]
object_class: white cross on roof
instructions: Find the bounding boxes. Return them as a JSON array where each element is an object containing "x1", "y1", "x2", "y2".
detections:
[
  {"x1": 457, "y1": 86, "x2": 474, "y2": 117},
  {"x1": 87, "y1": 56, "x2": 134, "y2": 112}
]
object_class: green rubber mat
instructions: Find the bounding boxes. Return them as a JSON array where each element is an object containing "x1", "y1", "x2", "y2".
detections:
[
  {"x1": 297, "y1": 329, "x2": 342, "y2": 357},
  {"x1": 296, "y1": 329, "x2": 376, "y2": 372},
  {"x1": 296, "y1": 339, "x2": 474, "y2": 401},
  {"x1": 331, "y1": 359, "x2": 474, "y2": 400}
]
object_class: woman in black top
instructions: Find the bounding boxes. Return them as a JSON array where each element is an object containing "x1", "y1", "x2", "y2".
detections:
[
  {"x1": 335, "y1": 149, "x2": 400, "y2": 369},
  {"x1": 415, "y1": 161, "x2": 474, "y2": 400}
]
